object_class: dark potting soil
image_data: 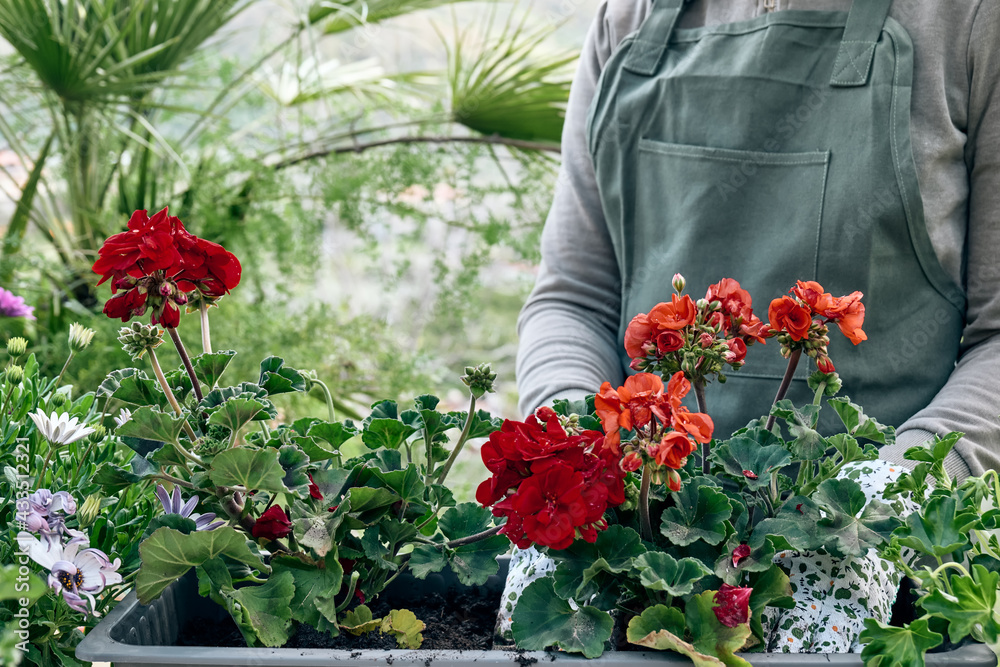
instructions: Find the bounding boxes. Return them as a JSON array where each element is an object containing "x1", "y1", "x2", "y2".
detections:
[{"x1": 177, "y1": 588, "x2": 500, "y2": 651}]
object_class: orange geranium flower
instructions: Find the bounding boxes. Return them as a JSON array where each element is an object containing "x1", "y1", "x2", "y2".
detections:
[
  {"x1": 768, "y1": 295, "x2": 813, "y2": 341},
  {"x1": 655, "y1": 431, "x2": 698, "y2": 469},
  {"x1": 624, "y1": 312, "x2": 655, "y2": 359},
  {"x1": 595, "y1": 373, "x2": 669, "y2": 454},
  {"x1": 649, "y1": 294, "x2": 698, "y2": 331}
]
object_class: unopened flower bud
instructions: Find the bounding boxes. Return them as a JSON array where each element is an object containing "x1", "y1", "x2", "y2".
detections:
[
  {"x1": 4, "y1": 365, "x2": 23, "y2": 386},
  {"x1": 6, "y1": 337, "x2": 27, "y2": 357},
  {"x1": 88, "y1": 424, "x2": 107, "y2": 443},
  {"x1": 175, "y1": 293, "x2": 188, "y2": 305},
  {"x1": 696, "y1": 298, "x2": 710, "y2": 310},
  {"x1": 118, "y1": 322, "x2": 164, "y2": 361},
  {"x1": 158, "y1": 282, "x2": 173, "y2": 297},
  {"x1": 671, "y1": 273, "x2": 686, "y2": 294},
  {"x1": 50, "y1": 393, "x2": 68, "y2": 407},
  {"x1": 68, "y1": 323, "x2": 96, "y2": 353},
  {"x1": 77, "y1": 494, "x2": 102, "y2": 528},
  {"x1": 461, "y1": 363, "x2": 497, "y2": 398}
]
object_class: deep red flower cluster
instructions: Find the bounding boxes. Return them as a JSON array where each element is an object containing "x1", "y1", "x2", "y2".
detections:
[
  {"x1": 93, "y1": 208, "x2": 241, "y2": 328},
  {"x1": 768, "y1": 280, "x2": 867, "y2": 371},
  {"x1": 624, "y1": 277, "x2": 767, "y2": 377},
  {"x1": 476, "y1": 407, "x2": 626, "y2": 550}
]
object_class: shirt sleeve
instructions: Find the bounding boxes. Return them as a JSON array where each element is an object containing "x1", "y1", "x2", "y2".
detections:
[
  {"x1": 891, "y1": 0, "x2": 1000, "y2": 478},
  {"x1": 515, "y1": 3, "x2": 627, "y2": 416}
]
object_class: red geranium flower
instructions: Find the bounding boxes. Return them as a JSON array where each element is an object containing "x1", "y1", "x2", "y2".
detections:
[
  {"x1": 731, "y1": 544, "x2": 751, "y2": 568},
  {"x1": 252, "y1": 505, "x2": 292, "y2": 540},
  {"x1": 308, "y1": 474, "x2": 323, "y2": 500},
  {"x1": 713, "y1": 584, "x2": 753, "y2": 628},
  {"x1": 768, "y1": 295, "x2": 813, "y2": 341}
]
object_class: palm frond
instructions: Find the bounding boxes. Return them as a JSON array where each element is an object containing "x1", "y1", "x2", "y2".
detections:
[
  {"x1": 439, "y1": 8, "x2": 576, "y2": 144},
  {"x1": 308, "y1": 0, "x2": 478, "y2": 34}
]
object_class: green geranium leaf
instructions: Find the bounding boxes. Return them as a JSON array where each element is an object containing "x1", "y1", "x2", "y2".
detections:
[
  {"x1": 342, "y1": 605, "x2": 382, "y2": 635},
  {"x1": 550, "y1": 526, "x2": 644, "y2": 602},
  {"x1": 408, "y1": 544, "x2": 449, "y2": 579},
  {"x1": 309, "y1": 468, "x2": 354, "y2": 502},
  {"x1": 811, "y1": 478, "x2": 900, "y2": 558},
  {"x1": 346, "y1": 487, "x2": 399, "y2": 518},
  {"x1": 919, "y1": 564, "x2": 1000, "y2": 645},
  {"x1": 94, "y1": 456, "x2": 158, "y2": 492},
  {"x1": 462, "y1": 409, "x2": 504, "y2": 439},
  {"x1": 0, "y1": 564, "x2": 45, "y2": 603},
  {"x1": 271, "y1": 554, "x2": 343, "y2": 627},
  {"x1": 715, "y1": 538, "x2": 776, "y2": 584},
  {"x1": 627, "y1": 605, "x2": 728, "y2": 667},
  {"x1": 207, "y1": 397, "x2": 267, "y2": 435},
  {"x1": 511, "y1": 578, "x2": 614, "y2": 658},
  {"x1": 293, "y1": 499, "x2": 349, "y2": 558},
  {"x1": 551, "y1": 396, "x2": 594, "y2": 419},
  {"x1": 383, "y1": 609, "x2": 425, "y2": 649},
  {"x1": 662, "y1": 484, "x2": 733, "y2": 547},
  {"x1": 209, "y1": 447, "x2": 290, "y2": 494},
  {"x1": 259, "y1": 356, "x2": 306, "y2": 395},
  {"x1": 893, "y1": 492, "x2": 975, "y2": 558},
  {"x1": 116, "y1": 406, "x2": 187, "y2": 444},
  {"x1": 308, "y1": 421, "x2": 359, "y2": 450},
  {"x1": 276, "y1": 444, "x2": 310, "y2": 490},
  {"x1": 137, "y1": 526, "x2": 267, "y2": 603},
  {"x1": 286, "y1": 434, "x2": 335, "y2": 463},
  {"x1": 903, "y1": 432, "x2": 963, "y2": 465},
  {"x1": 362, "y1": 418, "x2": 417, "y2": 450},
  {"x1": 828, "y1": 397, "x2": 895, "y2": 444},
  {"x1": 362, "y1": 526, "x2": 397, "y2": 571},
  {"x1": 369, "y1": 465, "x2": 425, "y2": 507},
  {"x1": 859, "y1": 618, "x2": 943, "y2": 667},
  {"x1": 686, "y1": 590, "x2": 753, "y2": 667},
  {"x1": 150, "y1": 443, "x2": 188, "y2": 469},
  {"x1": 200, "y1": 383, "x2": 277, "y2": 420},
  {"x1": 450, "y1": 535, "x2": 509, "y2": 586},
  {"x1": 142, "y1": 515, "x2": 198, "y2": 540},
  {"x1": 752, "y1": 497, "x2": 824, "y2": 552},
  {"x1": 368, "y1": 400, "x2": 399, "y2": 421},
  {"x1": 439, "y1": 502, "x2": 493, "y2": 539},
  {"x1": 227, "y1": 571, "x2": 295, "y2": 647},
  {"x1": 192, "y1": 350, "x2": 236, "y2": 388},
  {"x1": 713, "y1": 435, "x2": 791, "y2": 491},
  {"x1": 828, "y1": 433, "x2": 878, "y2": 466},
  {"x1": 748, "y1": 564, "x2": 795, "y2": 640},
  {"x1": 635, "y1": 551, "x2": 712, "y2": 596},
  {"x1": 769, "y1": 400, "x2": 825, "y2": 460},
  {"x1": 99, "y1": 368, "x2": 168, "y2": 408}
]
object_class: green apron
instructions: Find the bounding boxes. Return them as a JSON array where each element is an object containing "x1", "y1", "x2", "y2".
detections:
[{"x1": 587, "y1": 0, "x2": 966, "y2": 437}]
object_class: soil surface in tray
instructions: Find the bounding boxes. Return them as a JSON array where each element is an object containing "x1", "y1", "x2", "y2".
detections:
[{"x1": 178, "y1": 588, "x2": 500, "y2": 651}]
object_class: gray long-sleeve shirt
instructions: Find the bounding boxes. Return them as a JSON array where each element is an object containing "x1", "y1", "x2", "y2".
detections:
[{"x1": 516, "y1": 0, "x2": 1000, "y2": 477}]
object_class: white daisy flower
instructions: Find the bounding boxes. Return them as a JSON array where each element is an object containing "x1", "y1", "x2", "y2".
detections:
[
  {"x1": 28, "y1": 410, "x2": 96, "y2": 446},
  {"x1": 113, "y1": 408, "x2": 132, "y2": 429}
]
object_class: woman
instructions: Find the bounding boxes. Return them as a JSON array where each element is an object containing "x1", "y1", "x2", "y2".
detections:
[{"x1": 507, "y1": 0, "x2": 999, "y2": 651}]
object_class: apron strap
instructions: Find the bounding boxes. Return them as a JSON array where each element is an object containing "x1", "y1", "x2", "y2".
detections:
[
  {"x1": 829, "y1": 0, "x2": 894, "y2": 87},
  {"x1": 622, "y1": 0, "x2": 685, "y2": 76}
]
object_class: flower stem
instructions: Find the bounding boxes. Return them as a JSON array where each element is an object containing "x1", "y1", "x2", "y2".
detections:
[
  {"x1": 34, "y1": 444, "x2": 55, "y2": 491},
  {"x1": 310, "y1": 377, "x2": 337, "y2": 422},
  {"x1": 435, "y1": 394, "x2": 477, "y2": 487},
  {"x1": 694, "y1": 379, "x2": 710, "y2": 474},
  {"x1": 764, "y1": 348, "x2": 803, "y2": 432},
  {"x1": 812, "y1": 381, "x2": 827, "y2": 406},
  {"x1": 148, "y1": 347, "x2": 199, "y2": 445},
  {"x1": 444, "y1": 524, "x2": 502, "y2": 548},
  {"x1": 156, "y1": 473, "x2": 196, "y2": 489},
  {"x1": 639, "y1": 465, "x2": 653, "y2": 542},
  {"x1": 199, "y1": 302, "x2": 212, "y2": 355},
  {"x1": 167, "y1": 327, "x2": 204, "y2": 403},
  {"x1": 53, "y1": 352, "x2": 75, "y2": 390}
]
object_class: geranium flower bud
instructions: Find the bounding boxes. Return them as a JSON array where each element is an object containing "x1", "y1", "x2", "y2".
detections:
[
  {"x1": 175, "y1": 293, "x2": 188, "y2": 305},
  {"x1": 461, "y1": 363, "x2": 497, "y2": 398},
  {"x1": 158, "y1": 282, "x2": 173, "y2": 297},
  {"x1": 742, "y1": 469, "x2": 758, "y2": 480},
  {"x1": 117, "y1": 322, "x2": 164, "y2": 361},
  {"x1": 621, "y1": 452, "x2": 643, "y2": 472},
  {"x1": 696, "y1": 298, "x2": 710, "y2": 310},
  {"x1": 671, "y1": 273, "x2": 686, "y2": 294},
  {"x1": 699, "y1": 333, "x2": 714, "y2": 348},
  {"x1": 68, "y1": 323, "x2": 96, "y2": 353},
  {"x1": 4, "y1": 365, "x2": 23, "y2": 386},
  {"x1": 713, "y1": 584, "x2": 752, "y2": 628},
  {"x1": 666, "y1": 468, "x2": 682, "y2": 492},
  {"x1": 6, "y1": 337, "x2": 28, "y2": 357}
]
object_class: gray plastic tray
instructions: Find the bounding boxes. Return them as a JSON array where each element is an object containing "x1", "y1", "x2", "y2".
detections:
[{"x1": 76, "y1": 556, "x2": 997, "y2": 667}]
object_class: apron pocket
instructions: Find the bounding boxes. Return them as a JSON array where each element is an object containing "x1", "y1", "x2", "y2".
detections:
[{"x1": 628, "y1": 138, "x2": 831, "y2": 381}]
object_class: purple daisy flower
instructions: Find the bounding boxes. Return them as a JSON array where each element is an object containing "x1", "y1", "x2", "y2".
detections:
[
  {"x1": 156, "y1": 485, "x2": 224, "y2": 531},
  {"x1": 0, "y1": 287, "x2": 35, "y2": 320},
  {"x1": 17, "y1": 532, "x2": 122, "y2": 616}
]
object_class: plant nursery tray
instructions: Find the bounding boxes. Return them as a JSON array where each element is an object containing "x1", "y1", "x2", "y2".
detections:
[{"x1": 76, "y1": 556, "x2": 996, "y2": 667}]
